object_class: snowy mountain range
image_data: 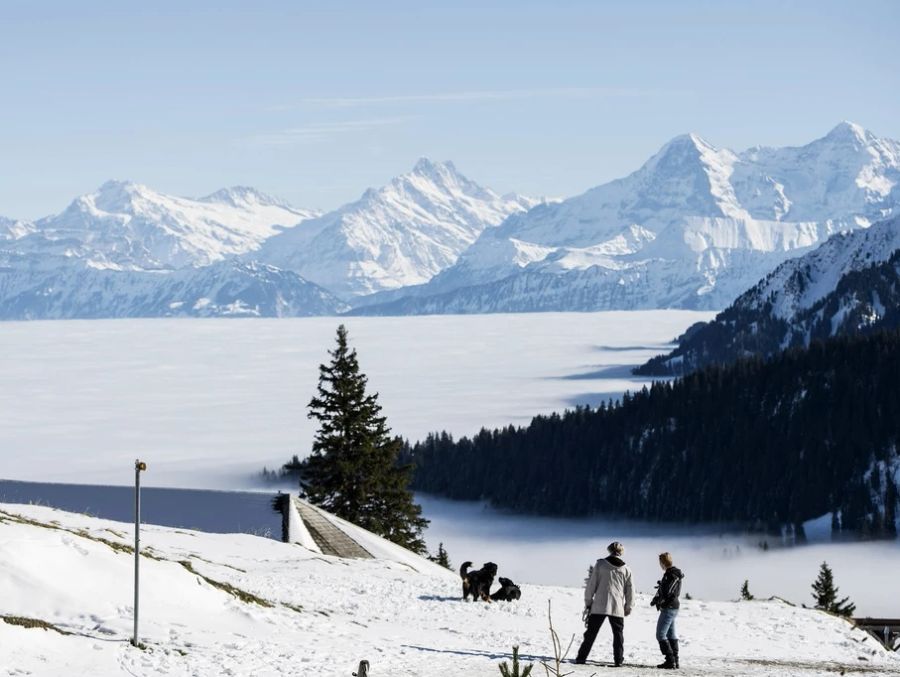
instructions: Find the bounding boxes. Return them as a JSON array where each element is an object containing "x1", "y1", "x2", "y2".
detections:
[
  {"x1": 636, "y1": 214, "x2": 900, "y2": 375},
  {"x1": 254, "y1": 158, "x2": 539, "y2": 297},
  {"x1": 11, "y1": 181, "x2": 319, "y2": 271},
  {"x1": 1, "y1": 123, "x2": 899, "y2": 320},
  {"x1": 353, "y1": 122, "x2": 900, "y2": 315},
  {"x1": 0, "y1": 162, "x2": 535, "y2": 318}
]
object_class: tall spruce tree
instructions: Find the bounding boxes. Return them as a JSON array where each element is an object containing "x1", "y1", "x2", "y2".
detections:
[
  {"x1": 811, "y1": 561, "x2": 856, "y2": 617},
  {"x1": 301, "y1": 325, "x2": 428, "y2": 553}
]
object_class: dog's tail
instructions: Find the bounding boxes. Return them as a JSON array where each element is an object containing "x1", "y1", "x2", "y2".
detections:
[{"x1": 460, "y1": 561, "x2": 472, "y2": 580}]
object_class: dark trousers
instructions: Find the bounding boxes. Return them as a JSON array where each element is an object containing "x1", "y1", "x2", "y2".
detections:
[{"x1": 575, "y1": 614, "x2": 624, "y2": 664}]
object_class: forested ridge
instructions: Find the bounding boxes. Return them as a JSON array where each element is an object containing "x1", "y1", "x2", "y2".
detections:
[
  {"x1": 636, "y1": 248, "x2": 900, "y2": 376},
  {"x1": 405, "y1": 331, "x2": 900, "y2": 537}
]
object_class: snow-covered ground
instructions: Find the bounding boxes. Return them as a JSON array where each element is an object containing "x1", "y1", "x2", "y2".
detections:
[
  {"x1": 2, "y1": 504, "x2": 897, "y2": 677},
  {"x1": 0, "y1": 311, "x2": 709, "y2": 488}
]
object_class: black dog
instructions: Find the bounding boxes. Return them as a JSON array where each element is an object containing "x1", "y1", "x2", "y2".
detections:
[
  {"x1": 490, "y1": 576, "x2": 521, "y2": 602},
  {"x1": 460, "y1": 561, "x2": 498, "y2": 602}
]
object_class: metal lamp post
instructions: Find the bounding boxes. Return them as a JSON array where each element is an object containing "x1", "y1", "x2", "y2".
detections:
[{"x1": 132, "y1": 459, "x2": 147, "y2": 647}]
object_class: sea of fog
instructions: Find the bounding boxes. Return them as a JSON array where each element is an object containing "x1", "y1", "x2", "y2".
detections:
[
  {"x1": 0, "y1": 311, "x2": 708, "y2": 488},
  {"x1": 419, "y1": 496, "x2": 900, "y2": 618}
]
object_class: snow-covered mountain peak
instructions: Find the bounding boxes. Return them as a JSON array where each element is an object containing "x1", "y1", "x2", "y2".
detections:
[
  {"x1": 411, "y1": 156, "x2": 457, "y2": 178},
  {"x1": 95, "y1": 178, "x2": 143, "y2": 194},
  {"x1": 626, "y1": 130, "x2": 746, "y2": 221},
  {"x1": 21, "y1": 181, "x2": 318, "y2": 270},
  {"x1": 806, "y1": 120, "x2": 898, "y2": 165},
  {"x1": 740, "y1": 122, "x2": 876, "y2": 160},
  {"x1": 85, "y1": 179, "x2": 157, "y2": 213},
  {"x1": 743, "y1": 121, "x2": 897, "y2": 164},
  {"x1": 823, "y1": 120, "x2": 871, "y2": 146},
  {"x1": 644, "y1": 132, "x2": 739, "y2": 175},
  {"x1": 199, "y1": 185, "x2": 296, "y2": 210},
  {"x1": 733, "y1": 122, "x2": 899, "y2": 223},
  {"x1": 256, "y1": 160, "x2": 539, "y2": 297},
  {"x1": 400, "y1": 157, "x2": 491, "y2": 199},
  {"x1": 656, "y1": 132, "x2": 717, "y2": 156},
  {"x1": 350, "y1": 159, "x2": 480, "y2": 208}
]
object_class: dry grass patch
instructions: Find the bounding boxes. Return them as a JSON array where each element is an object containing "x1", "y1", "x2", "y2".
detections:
[
  {"x1": 2, "y1": 615, "x2": 71, "y2": 635},
  {"x1": 178, "y1": 560, "x2": 273, "y2": 608}
]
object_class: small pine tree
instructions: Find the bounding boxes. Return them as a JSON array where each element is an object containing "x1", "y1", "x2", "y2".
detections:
[
  {"x1": 740, "y1": 580, "x2": 755, "y2": 601},
  {"x1": 498, "y1": 645, "x2": 533, "y2": 677},
  {"x1": 811, "y1": 561, "x2": 856, "y2": 617},
  {"x1": 300, "y1": 325, "x2": 429, "y2": 553},
  {"x1": 584, "y1": 565, "x2": 594, "y2": 585},
  {"x1": 428, "y1": 542, "x2": 452, "y2": 570}
]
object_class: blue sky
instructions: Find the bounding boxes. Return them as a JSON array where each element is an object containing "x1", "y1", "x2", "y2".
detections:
[{"x1": 2, "y1": 0, "x2": 898, "y2": 219}]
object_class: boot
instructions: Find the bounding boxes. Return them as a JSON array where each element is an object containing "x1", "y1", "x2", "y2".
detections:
[
  {"x1": 657, "y1": 640, "x2": 676, "y2": 669},
  {"x1": 671, "y1": 639, "x2": 679, "y2": 669}
]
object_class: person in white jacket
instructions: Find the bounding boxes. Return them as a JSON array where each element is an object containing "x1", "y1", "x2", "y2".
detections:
[{"x1": 574, "y1": 541, "x2": 634, "y2": 667}]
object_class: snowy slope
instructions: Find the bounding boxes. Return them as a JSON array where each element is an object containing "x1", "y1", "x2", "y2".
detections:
[
  {"x1": 256, "y1": 158, "x2": 539, "y2": 297},
  {"x1": 0, "y1": 256, "x2": 345, "y2": 319},
  {"x1": 2, "y1": 504, "x2": 898, "y2": 677},
  {"x1": 14, "y1": 181, "x2": 319, "y2": 270},
  {"x1": 733, "y1": 214, "x2": 900, "y2": 320},
  {"x1": 355, "y1": 122, "x2": 900, "y2": 314},
  {"x1": 636, "y1": 215, "x2": 900, "y2": 374}
]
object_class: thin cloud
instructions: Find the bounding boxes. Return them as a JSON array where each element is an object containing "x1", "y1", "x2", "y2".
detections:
[
  {"x1": 242, "y1": 116, "x2": 415, "y2": 147},
  {"x1": 271, "y1": 87, "x2": 662, "y2": 111}
]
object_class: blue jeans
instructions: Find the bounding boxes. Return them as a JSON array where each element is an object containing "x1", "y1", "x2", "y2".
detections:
[{"x1": 656, "y1": 608, "x2": 678, "y2": 642}]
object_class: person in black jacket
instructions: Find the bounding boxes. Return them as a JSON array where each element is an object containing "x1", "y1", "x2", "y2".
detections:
[{"x1": 650, "y1": 552, "x2": 684, "y2": 669}]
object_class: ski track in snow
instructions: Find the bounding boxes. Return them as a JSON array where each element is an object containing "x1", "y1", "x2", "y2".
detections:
[{"x1": 1, "y1": 504, "x2": 897, "y2": 677}]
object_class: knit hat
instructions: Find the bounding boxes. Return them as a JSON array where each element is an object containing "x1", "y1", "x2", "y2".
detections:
[{"x1": 607, "y1": 541, "x2": 624, "y2": 556}]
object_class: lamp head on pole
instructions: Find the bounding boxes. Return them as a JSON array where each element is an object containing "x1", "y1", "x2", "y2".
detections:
[{"x1": 135, "y1": 460, "x2": 147, "y2": 472}]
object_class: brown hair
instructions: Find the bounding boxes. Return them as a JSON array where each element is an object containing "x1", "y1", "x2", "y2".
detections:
[{"x1": 659, "y1": 552, "x2": 673, "y2": 567}]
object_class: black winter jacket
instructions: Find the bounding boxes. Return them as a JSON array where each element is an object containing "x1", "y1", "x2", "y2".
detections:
[{"x1": 652, "y1": 567, "x2": 684, "y2": 610}]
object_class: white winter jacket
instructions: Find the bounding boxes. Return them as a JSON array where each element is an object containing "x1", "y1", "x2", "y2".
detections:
[{"x1": 585, "y1": 557, "x2": 634, "y2": 618}]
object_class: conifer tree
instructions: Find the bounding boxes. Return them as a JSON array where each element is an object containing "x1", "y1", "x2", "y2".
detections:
[
  {"x1": 498, "y1": 645, "x2": 533, "y2": 677},
  {"x1": 301, "y1": 324, "x2": 428, "y2": 553},
  {"x1": 428, "y1": 542, "x2": 452, "y2": 570},
  {"x1": 811, "y1": 561, "x2": 856, "y2": 617},
  {"x1": 740, "y1": 580, "x2": 754, "y2": 601}
]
